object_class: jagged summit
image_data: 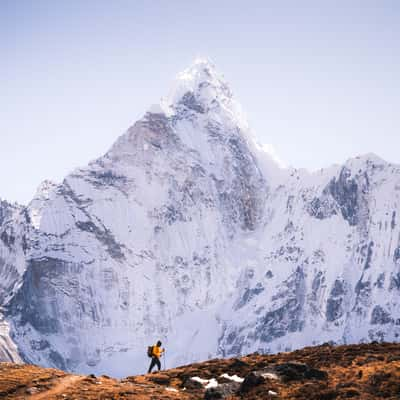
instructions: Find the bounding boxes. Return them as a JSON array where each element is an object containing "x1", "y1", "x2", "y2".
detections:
[
  {"x1": 32, "y1": 180, "x2": 57, "y2": 199},
  {"x1": 159, "y1": 58, "x2": 248, "y2": 130},
  {"x1": 165, "y1": 57, "x2": 228, "y2": 105},
  {"x1": 349, "y1": 152, "x2": 392, "y2": 166},
  {"x1": 339, "y1": 152, "x2": 399, "y2": 177},
  {"x1": 109, "y1": 58, "x2": 253, "y2": 162},
  {"x1": 177, "y1": 57, "x2": 220, "y2": 82}
]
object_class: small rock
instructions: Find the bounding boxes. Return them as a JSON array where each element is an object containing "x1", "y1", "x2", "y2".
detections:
[
  {"x1": 274, "y1": 362, "x2": 328, "y2": 382},
  {"x1": 26, "y1": 387, "x2": 39, "y2": 394},
  {"x1": 336, "y1": 382, "x2": 353, "y2": 390},
  {"x1": 274, "y1": 363, "x2": 306, "y2": 382},
  {"x1": 182, "y1": 378, "x2": 203, "y2": 390},
  {"x1": 228, "y1": 358, "x2": 249, "y2": 370},
  {"x1": 387, "y1": 354, "x2": 400, "y2": 362},
  {"x1": 368, "y1": 371, "x2": 391, "y2": 387},
  {"x1": 239, "y1": 371, "x2": 265, "y2": 394},
  {"x1": 204, "y1": 382, "x2": 240, "y2": 399},
  {"x1": 204, "y1": 388, "x2": 223, "y2": 400},
  {"x1": 306, "y1": 367, "x2": 328, "y2": 380},
  {"x1": 344, "y1": 389, "x2": 360, "y2": 397},
  {"x1": 149, "y1": 373, "x2": 171, "y2": 385},
  {"x1": 364, "y1": 355, "x2": 380, "y2": 363},
  {"x1": 182, "y1": 377, "x2": 204, "y2": 390}
]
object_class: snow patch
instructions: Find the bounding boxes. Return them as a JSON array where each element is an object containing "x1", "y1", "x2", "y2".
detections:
[
  {"x1": 147, "y1": 103, "x2": 165, "y2": 115},
  {"x1": 220, "y1": 373, "x2": 244, "y2": 383},
  {"x1": 191, "y1": 376, "x2": 219, "y2": 389},
  {"x1": 261, "y1": 372, "x2": 279, "y2": 380},
  {"x1": 205, "y1": 378, "x2": 219, "y2": 389},
  {"x1": 165, "y1": 387, "x2": 179, "y2": 392}
]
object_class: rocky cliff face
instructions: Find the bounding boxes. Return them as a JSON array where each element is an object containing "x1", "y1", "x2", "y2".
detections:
[
  {"x1": 0, "y1": 59, "x2": 399, "y2": 376},
  {"x1": 220, "y1": 155, "x2": 400, "y2": 359}
]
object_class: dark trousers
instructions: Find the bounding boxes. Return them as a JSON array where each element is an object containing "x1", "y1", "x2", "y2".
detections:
[{"x1": 148, "y1": 356, "x2": 161, "y2": 373}]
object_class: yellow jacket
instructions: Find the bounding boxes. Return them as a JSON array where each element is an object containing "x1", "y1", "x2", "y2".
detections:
[{"x1": 152, "y1": 345, "x2": 164, "y2": 358}]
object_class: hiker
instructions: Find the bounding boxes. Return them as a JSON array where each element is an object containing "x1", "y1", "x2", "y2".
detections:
[{"x1": 148, "y1": 340, "x2": 165, "y2": 373}]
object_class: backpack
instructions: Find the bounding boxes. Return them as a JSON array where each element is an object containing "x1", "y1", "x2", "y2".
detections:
[{"x1": 147, "y1": 346, "x2": 154, "y2": 358}]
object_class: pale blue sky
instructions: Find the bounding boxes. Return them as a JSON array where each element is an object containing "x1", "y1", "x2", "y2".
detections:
[{"x1": 1, "y1": 1, "x2": 399, "y2": 204}]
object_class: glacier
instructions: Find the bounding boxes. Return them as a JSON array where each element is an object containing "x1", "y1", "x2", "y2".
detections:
[{"x1": 0, "y1": 58, "x2": 399, "y2": 376}]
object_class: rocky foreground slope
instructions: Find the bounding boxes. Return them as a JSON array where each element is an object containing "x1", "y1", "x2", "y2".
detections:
[{"x1": 0, "y1": 343, "x2": 399, "y2": 399}]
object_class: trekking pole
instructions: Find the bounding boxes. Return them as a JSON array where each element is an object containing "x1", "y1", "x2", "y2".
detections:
[{"x1": 164, "y1": 350, "x2": 166, "y2": 370}]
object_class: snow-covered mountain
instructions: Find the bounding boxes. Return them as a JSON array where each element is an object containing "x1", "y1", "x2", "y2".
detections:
[{"x1": 1, "y1": 59, "x2": 399, "y2": 376}]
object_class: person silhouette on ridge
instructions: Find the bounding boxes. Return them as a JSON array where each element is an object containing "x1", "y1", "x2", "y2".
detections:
[{"x1": 148, "y1": 340, "x2": 164, "y2": 373}]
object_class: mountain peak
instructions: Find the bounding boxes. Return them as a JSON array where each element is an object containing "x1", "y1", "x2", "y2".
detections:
[
  {"x1": 161, "y1": 58, "x2": 234, "y2": 115},
  {"x1": 158, "y1": 58, "x2": 250, "y2": 132},
  {"x1": 33, "y1": 180, "x2": 57, "y2": 200},
  {"x1": 177, "y1": 57, "x2": 219, "y2": 83}
]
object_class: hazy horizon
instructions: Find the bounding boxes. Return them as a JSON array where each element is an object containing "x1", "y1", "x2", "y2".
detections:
[{"x1": 1, "y1": 0, "x2": 399, "y2": 204}]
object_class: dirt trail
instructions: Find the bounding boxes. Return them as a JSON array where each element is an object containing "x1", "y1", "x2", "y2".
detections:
[{"x1": 30, "y1": 375, "x2": 82, "y2": 399}]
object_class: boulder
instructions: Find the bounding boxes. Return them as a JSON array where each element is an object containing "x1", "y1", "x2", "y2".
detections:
[
  {"x1": 239, "y1": 371, "x2": 265, "y2": 393},
  {"x1": 204, "y1": 382, "x2": 240, "y2": 399},
  {"x1": 274, "y1": 362, "x2": 327, "y2": 382}
]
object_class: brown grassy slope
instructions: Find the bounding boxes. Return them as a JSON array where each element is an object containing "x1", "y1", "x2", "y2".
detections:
[{"x1": 0, "y1": 342, "x2": 399, "y2": 399}]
